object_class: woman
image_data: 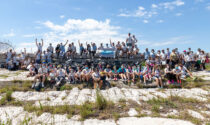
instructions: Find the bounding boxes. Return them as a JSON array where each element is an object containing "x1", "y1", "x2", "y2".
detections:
[
  {"x1": 173, "y1": 64, "x2": 182, "y2": 84},
  {"x1": 117, "y1": 65, "x2": 127, "y2": 80},
  {"x1": 92, "y1": 68, "x2": 101, "y2": 89},
  {"x1": 164, "y1": 64, "x2": 175, "y2": 84},
  {"x1": 67, "y1": 67, "x2": 75, "y2": 84},
  {"x1": 126, "y1": 65, "x2": 133, "y2": 82},
  {"x1": 170, "y1": 49, "x2": 178, "y2": 68},
  {"x1": 112, "y1": 66, "x2": 118, "y2": 81},
  {"x1": 81, "y1": 65, "x2": 92, "y2": 82},
  {"x1": 153, "y1": 65, "x2": 163, "y2": 88},
  {"x1": 75, "y1": 67, "x2": 82, "y2": 82}
]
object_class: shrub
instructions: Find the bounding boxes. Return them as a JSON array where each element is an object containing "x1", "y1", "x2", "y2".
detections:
[
  {"x1": 96, "y1": 91, "x2": 107, "y2": 110},
  {"x1": 80, "y1": 102, "x2": 94, "y2": 120},
  {"x1": 60, "y1": 84, "x2": 72, "y2": 91},
  {"x1": 6, "y1": 91, "x2": 13, "y2": 101}
]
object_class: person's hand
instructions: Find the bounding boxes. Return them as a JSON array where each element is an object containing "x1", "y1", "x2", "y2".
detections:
[{"x1": 35, "y1": 38, "x2": 37, "y2": 42}]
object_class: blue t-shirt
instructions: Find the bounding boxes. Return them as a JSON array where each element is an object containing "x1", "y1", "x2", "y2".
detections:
[{"x1": 117, "y1": 68, "x2": 126, "y2": 73}]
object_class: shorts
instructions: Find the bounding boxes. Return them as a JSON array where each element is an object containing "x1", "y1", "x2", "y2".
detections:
[
  {"x1": 126, "y1": 43, "x2": 132, "y2": 46},
  {"x1": 100, "y1": 76, "x2": 106, "y2": 81},
  {"x1": 36, "y1": 59, "x2": 41, "y2": 64},
  {"x1": 153, "y1": 76, "x2": 161, "y2": 80}
]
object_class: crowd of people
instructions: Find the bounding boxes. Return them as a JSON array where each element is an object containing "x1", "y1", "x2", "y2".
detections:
[{"x1": 3, "y1": 33, "x2": 209, "y2": 90}]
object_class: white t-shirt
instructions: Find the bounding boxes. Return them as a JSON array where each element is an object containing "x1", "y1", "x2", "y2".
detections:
[
  {"x1": 47, "y1": 46, "x2": 53, "y2": 53},
  {"x1": 92, "y1": 72, "x2": 100, "y2": 78},
  {"x1": 82, "y1": 69, "x2": 91, "y2": 74},
  {"x1": 71, "y1": 45, "x2": 76, "y2": 51},
  {"x1": 37, "y1": 44, "x2": 42, "y2": 52},
  {"x1": 57, "y1": 69, "x2": 66, "y2": 77},
  {"x1": 127, "y1": 36, "x2": 133, "y2": 44},
  {"x1": 184, "y1": 55, "x2": 191, "y2": 62}
]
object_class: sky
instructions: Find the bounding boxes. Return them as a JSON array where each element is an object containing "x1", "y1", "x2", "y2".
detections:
[{"x1": 0, "y1": 0, "x2": 210, "y2": 53}]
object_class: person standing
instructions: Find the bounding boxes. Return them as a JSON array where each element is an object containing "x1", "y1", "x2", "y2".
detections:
[{"x1": 35, "y1": 38, "x2": 44, "y2": 52}]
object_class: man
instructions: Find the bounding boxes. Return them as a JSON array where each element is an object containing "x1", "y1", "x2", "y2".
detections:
[
  {"x1": 126, "y1": 33, "x2": 133, "y2": 48},
  {"x1": 46, "y1": 49, "x2": 52, "y2": 63},
  {"x1": 91, "y1": 42, "x2": 97, "y2": 57},
  {"x1": 35, "y1": 38, "x2": 43, "y2": 52},
  {"x1": 6, "y1": 49, "x2": 13, "y2": 64},
  {"x1": 132, "y1": 35, "x2": 138, "y2": 46},
  {"x1": 60, "y1": 40, "x2": 68, "y2": 54},
  {"x1": 71, "y1": 42, "x2": 76, "y2": 58},
  {"x1": 166, "y1": 48, "x2": 171, "y2": 65},
  {"x1": 47, "y1": 43, "x2": 54, "y2": 53},
  {"x1": 78, "y1": 40, "x2": 85, "y2": 56},
  {"x1": 144, "y1": 48, "x2": 150, "y2": 60}
]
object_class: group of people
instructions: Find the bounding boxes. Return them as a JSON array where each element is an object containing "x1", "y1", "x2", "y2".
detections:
[{"x1": 4, "y1": 32, "x2": 209, "y2": 90}]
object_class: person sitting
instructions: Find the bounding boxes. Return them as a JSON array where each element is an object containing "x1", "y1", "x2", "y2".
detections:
[
  {"x1": 104, "y1": 64, "x2": 113, "y2": 80},
  {"x1": 67, "y1": 67, "x2": 75, "y2": 84},
  {"x1": 142, "y1": 62, "x2": 152, "y2": 84},
  {"x1": 48, "y1": 69, "x2": 57, "y2": 88},
  {"x1": 152, "y1": 65, "x2": 163, "y2": 88},
  {"x1": 92, "y1": 68, "x2": 101, "y2": 89},
  {"x1": 81, "y1": 65, "x2": 92, "y2": 82},
  {"x1": 112, "y1": 66, "x2": 118, "y2": 81},
  {"x1": 164, "y1": 64, "x2": 175, "y2": 84},
  {"x1": 117, "y1": 65, "x2": 127, "y2": 80},
  {"x1": 27, "y1": 63, "x2": 36, "y2": 77},
  {"x1": 56, "y1": 65, "x2": 66, "y2": 87},
  {"x1": 75, "y1": 67, "x2": 82, "y2": 82},
  {"x1": 126, "y1": 65, "x2": 133, "y2": 83},
  {"x1": 179, "y1": 64, "x2": 193, "y2": 79},
  {"x1": 173, "y1": 64, "x2": 182, "y2": 84}
]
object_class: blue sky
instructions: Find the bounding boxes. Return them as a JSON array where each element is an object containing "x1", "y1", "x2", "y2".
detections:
[{"x1": 0, "y1": 0, "x2": 210, "y2": 53}]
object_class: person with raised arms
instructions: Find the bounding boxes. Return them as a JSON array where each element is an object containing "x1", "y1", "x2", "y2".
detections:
[{"x1": 35, "y1": 38, "x2": 44, "y2": 52}]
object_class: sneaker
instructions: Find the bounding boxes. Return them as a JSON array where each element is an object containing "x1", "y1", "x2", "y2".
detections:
[
  {"x1": 168, "y1": 80, "x2": 171, "y2": 84},
  {"x1": 31, "y1": 83, "x2": 35, "y2": 89},
  {"x1": 171, "y1": 80, "x2": 174, "y2": 83}
]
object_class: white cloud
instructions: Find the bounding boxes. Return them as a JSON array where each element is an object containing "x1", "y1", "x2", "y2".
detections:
[
  {"x1": 160, "y1": 0, "x2": 184, "y2": 10},
  {"x1": 143, "y1": 20, "x2": 149, "y2": 23},
  {"x1": 3, "y1": 29, "x2": 15, "y2": 37},
  {"x1": 22, "y1": 34, "x2": 35, "y2": 38},
  {"x1": 140, "y1": 36, "x2": 191, "y2": 47},
  {"x1": 157, "y1": 20, "x2": 164, "y2": 23},
  {"x1": 17, "y1": 18, "x2": 127, "y2": 52},
  {"x1": 118, "y1": 0, "x2": 184, "y2": 23},
  {"x1": 60, "y1": 15, "x2": 65, "y2": 19},
  {"x1": 175, "y1": 13, "x2": 183, "y2": 16},
  {"x1": 151, "y1": 4, "x2": 158, "y2": 9}
]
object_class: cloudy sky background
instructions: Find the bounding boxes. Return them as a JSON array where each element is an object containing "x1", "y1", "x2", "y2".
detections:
[{"x1": 0, "y1": 0, "x2": 210, "y2": 53}]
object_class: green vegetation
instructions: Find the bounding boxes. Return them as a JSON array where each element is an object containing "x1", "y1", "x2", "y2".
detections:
[
  {"x1": 96, "y1": 91, "x2": 107, "y2": 110},
  {"x1": 60, "y1": 84, "x2": 73, "y2": 91},
  {"x1": 0, "y1": 74, "x2": 9, "y2": 78},
  {"x1": 0, "y1": 80, "x2": 33, "y2": 94}
]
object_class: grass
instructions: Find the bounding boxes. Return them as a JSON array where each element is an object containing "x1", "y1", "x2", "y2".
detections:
[
  {"x1": 0, "y1": 74, "x2": 9, "y2": 78},
  {"x1": 147, "y1": 97, "x2": 177, "y2": 109},
  {"x1": 96, "y1": 91, "x2": 107, "y2": 110},
  {"x1": 0, "y1": 91, "x2": 13, "y2": 105},
  {"x1": 79, "y1": 102, "x2": 95, "y2": 120},
  {"x1": 60, "y1": 84, "x2": 73, "y2": 91},
  {"x1": 0, "y1": 80, "x2": 33, "y2": 94}
]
